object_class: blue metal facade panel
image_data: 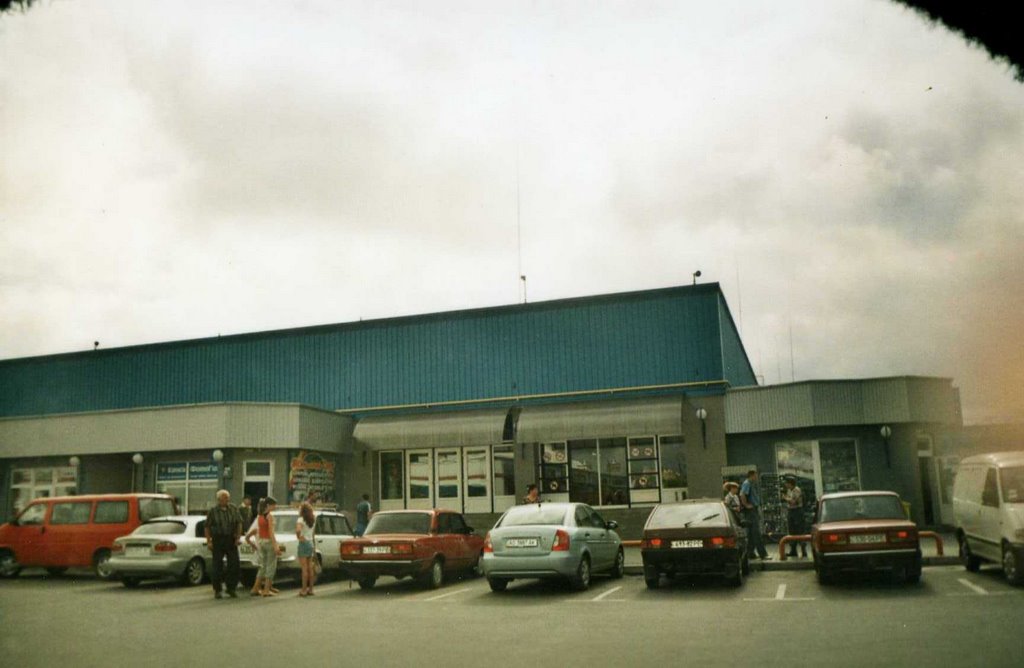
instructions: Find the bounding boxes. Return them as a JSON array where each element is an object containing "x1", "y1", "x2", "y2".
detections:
[
  {"x1": 0, "y1": 285, "x2": 749, "y2": 417},
  {"x1": 717, "y1": 294, "x2": 758, "y2": 388}
]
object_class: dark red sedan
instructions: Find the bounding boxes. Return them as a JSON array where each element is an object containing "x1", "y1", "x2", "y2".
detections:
[
  {"x1": 812, "y1": 491, "x2": 922, "y2": 584},
  {"x1": 340, "y1": 509, "x2": 485, "y2": 589}
]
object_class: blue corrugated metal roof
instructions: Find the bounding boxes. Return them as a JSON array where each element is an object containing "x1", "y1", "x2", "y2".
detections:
[{"x1": 0, "y1": 284, "x2": 756, "y2": 417}]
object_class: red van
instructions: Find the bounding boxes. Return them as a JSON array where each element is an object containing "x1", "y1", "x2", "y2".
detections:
[{"x1": 0, "y1": 493, "x2": 177, "y2": 579}]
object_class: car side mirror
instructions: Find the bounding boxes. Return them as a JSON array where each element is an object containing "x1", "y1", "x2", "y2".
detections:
[{"x1": 605, "y1": 520, "x2": 618, "y2": 530}]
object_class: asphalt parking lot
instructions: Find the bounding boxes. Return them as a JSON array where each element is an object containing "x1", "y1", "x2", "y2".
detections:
[{"x1": 0, "y1": 565, "x2": 1020, "y2": 667}]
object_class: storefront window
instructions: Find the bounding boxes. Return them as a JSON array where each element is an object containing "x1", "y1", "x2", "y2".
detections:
[
  {"x1": 539, "y1": 442, "x2": 568, "y2": 495},
  {"x1": 659, "y1": 436, "x2": 687, "y2": 489},
  {"x1": 820, "y1": 440, "x2": 860, "y2": 493},
  {"x1": 568, "y1": 440, "x2": 599, "y2": 506},
  {"x1": 10, "y1": 466, "x2": 78, "y2": 513},
  {"x1": 465, "y1": 449, "x2": 488, "y2": 498},
  {"x1": 156, "y1": 462, "x2": 219, "y2": 514},
  {"x1": 408, "y1": 452, "x2": 432, "y2": 499},
  {"x1": 437, "y1": 450, "x2": 460, "y2": 498},
  {"x1": 629, "y1": 437, "x2": 660, "y2": 490},
  {"x1": 492, "y1": 446, "x2": 515, "y2": 497},
  {"x1": 380, "y1": 452, "x2": 404, "y2": 500},
  {"x1": 599, "y1": 438, "x2": 628, "y2": 505}
]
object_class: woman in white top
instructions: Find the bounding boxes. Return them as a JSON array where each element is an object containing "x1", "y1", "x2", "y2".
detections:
[{"x1": 296, "y1": 502, "x2": 317, "y2": 597}]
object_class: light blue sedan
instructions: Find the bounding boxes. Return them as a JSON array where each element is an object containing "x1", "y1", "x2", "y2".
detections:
[{"x1": 481, "y1": 502, "x2": 624, "y2": 592}]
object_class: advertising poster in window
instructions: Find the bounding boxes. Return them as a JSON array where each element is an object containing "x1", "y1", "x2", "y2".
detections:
[{"x1": 288, "y1": 450, "x2": 336, "y2": 504}]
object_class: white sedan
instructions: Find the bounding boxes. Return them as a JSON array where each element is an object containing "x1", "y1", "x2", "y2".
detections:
[
  {"x1": 240, "y1": 509, "x2": 353, "y2": 585},
  {"x1": 109, "y1": 516, "x2": 213, "y2": 587}
]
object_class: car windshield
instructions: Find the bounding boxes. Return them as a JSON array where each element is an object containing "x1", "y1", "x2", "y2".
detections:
[
  {"x1": 647, "y1": 504, "x2": 726, "y2": 530},
  {"x1": 133, "y1": 521, "x2": 187, "y2": 535},
  {"x1": 365, "y1": 513, "x2": 431, "y2": 535},
  {"x1": 820, "y1": 495, "x2": 905, "y2": 522},
  {"x1": 497, "y1": 505, "x2": 569, "y2": 528},
  {"x1": 1000, "y1": 466, "x2": 1024, "y2": 503}
]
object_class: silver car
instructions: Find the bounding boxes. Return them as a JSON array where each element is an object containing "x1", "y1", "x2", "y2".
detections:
[
  {"x1": 239, "y1": 508, "x2": 353, "y2": 585},
  {"x1": 109, "y1": 515, "x2": 212, "y2": 587},
  {"x1": 481, "y1": 502, "x2": 624, "y2": 592}
]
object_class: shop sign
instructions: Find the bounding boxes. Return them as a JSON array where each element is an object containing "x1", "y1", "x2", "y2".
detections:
[
  {"x1": 188, "y1": 462, "x2": 219, "y2": 481},
  {"x1": 156, "y1": 463, "x2": 188, "y2": 482},
  {"x1": 288, "y1": 450, "x2": 336, "y2": 504},
  {"x1": 157, "y1": 462, "x2": 220, "y2": 482}
]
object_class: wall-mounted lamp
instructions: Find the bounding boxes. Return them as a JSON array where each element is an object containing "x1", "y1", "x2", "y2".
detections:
[
  {"x1": 69, "y1": 456, "x2": 81, "y2": 467},
  {"x1": 880, "y1": 425, "x2": 892, "y2": 468},
  {"x1": 696, "y1": 407, "x2": 708, "y2": 449},
  {"x1": 212, "y1": 449, "x2": 225, "y2": 488},
  {"x1": 692, "y1": 270, "x2": 702, "y2": 285},
  {"x1": 131, "y1": 453, "x2": 143, "y2": 492},
  {"x1": 212, "y1": 449, "x2": 224, "y2": 462}
]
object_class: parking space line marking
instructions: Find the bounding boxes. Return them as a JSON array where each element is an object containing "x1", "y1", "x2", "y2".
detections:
[
  {"x1": 775, "y1": 584, "x2": 787, "y2": 600},
  {"x1": 592, "y1": 586, "x2": 622, "y2": 602},
  {"x1": 420, "y1": 587, "x2": 471, "y2": 602},
  {"x1": 957, "y1": 578, "x2": 988, "y2": 595}
]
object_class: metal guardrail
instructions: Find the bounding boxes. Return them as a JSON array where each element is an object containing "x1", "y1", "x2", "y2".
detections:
[{"x1": 919, "y1": 531, "x2": 944, "y2": 556}]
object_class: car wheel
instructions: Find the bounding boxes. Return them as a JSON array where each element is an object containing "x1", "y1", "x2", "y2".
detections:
[
  {"x1": 728, "y1": 559, "x2": 745, "y2": 587},
  {"x1": 959, "y1": 534, "x2": 981, "y2": 572},
  {"x1": 1003, "y1": 543, "x2": 1023, "y2": 586},
  {"x1": 472, "y1": 551, "x2": 484, "y2": 578},
  {"x1": 357, "y1": 576, "x2": 377, "y2": 590},
  {"x1": 905, "y1": 559, "x2": 922, "y2": 585},
  {"x1": 488, "y1": 577, "x2": 509, "y2": 592},
  {"x1": 45, "y1": 567, "x2": 68, "y2": 577},
  {"x1": 0, "y1": 551, "x2": 20, "y2": 579},
  {"x1": 643, "y1": 565, "x2": 660, "y2": 589},
  {"x1": 610, "y1": 549, "x2": 625, "y2": 579},
  {"x1": 571, "y1": 555, "x2": 591, "y2": 591},
  {"x1": 122, "y1": 576, "x2": 142, "y2": 588},
  {"x1": 93, "y1": 549, "x2": 114, "y2": 580},
  {"x1": 420, "y1": 558, "x2": 444, "y2": 589},
  {"x1": 181, "y1": 557, "x2": 206, "y2": 586}
]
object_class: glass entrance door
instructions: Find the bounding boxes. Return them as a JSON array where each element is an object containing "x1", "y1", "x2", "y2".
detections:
[
  {"x1": 492, "y1": 446, "x2": 516, "y2": 512},
  {"x1": 463, "y1": 447, "x2": 491, "y2": 514},
  {"x1": 436, "y1": 449, "x2": 462, "y2": 511},
  {"x1": 819, "y1": 440, "x2": 861, "y2": 494},
  {"x1": 406, "y1": 450, "x2": 433, "y2": 510}
]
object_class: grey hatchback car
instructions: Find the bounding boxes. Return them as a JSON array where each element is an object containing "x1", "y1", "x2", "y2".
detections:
[{"x1": 481, "y1": 502, "x2": 624, "y2": 592}]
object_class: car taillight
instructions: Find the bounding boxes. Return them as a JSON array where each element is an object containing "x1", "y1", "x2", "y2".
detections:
[
  {"x1": 392, "y1": 543, "x2": 414, "y2": 555},
  {"x1": 707, "y1": 536, "x2": 736, "y2": 548},
  {"x1": 154, "y1": 542, "x2": 177, "y2": 553},
  {"x1": 641, "y1": 537, "x2": 663, "y2": 549},
  {"x1": 888, "y1": 530, "x2": 913, "y2": 542},
  {"x1": 341, "y1": 543, "x2": 362, "y2": 556},
  {"x1": 483, "y1": 533, "x2": 494, "y2": 553},
  {"x1": 825, "y1": 533, "x2": 848, "y2": 545},
  {"x1": 111, "y1": 543, "x2": 124, "y2": 553},
  {"x1": 551, "y1": 529, "x2": 571, "y2": 552}
]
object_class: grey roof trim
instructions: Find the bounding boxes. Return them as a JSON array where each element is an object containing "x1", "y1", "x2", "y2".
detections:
[
  {"x1": 725, "y1": 376, "x2": 960, "y2": 434},
  {"x1": 516, "y1": 396, "x2": 683, "y2": 442},
  {"x1": 353, "y1": 409, "x2": 509, "y2": 451}
]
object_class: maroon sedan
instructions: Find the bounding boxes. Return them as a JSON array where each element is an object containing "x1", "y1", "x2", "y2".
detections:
[
  {"x1": 812, "y1": 491, "x2": 922, "y2": 585},
  {"x1": 340, "y1": 509, "x2": 485, "y2": 589}
]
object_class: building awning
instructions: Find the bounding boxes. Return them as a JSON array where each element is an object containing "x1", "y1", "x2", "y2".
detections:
[
  {"x1": 515, "y1": 396, "x2": 684, "y2": 443},
  {"x1": 353, "y1": 409, "x2": 509, "y2": 451}
]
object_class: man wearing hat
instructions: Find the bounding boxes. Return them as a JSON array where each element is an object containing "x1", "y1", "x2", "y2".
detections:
[
  {"x1": 782, "y1": 477, "x2": 808, "y2": 558},
  {"x1": 723, "y1": 480, "x2": 742, "y2": 515},
  {"x1": 205, "y1": 489, "x2": 244, "y2": 599}
]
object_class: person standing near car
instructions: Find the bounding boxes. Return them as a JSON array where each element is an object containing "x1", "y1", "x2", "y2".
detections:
[
  {"x1": 723, "y1": 481, "x2": 742, "y2": 515},
  {"x1": 255, "y1": 497, "x2": 281, "y2": 597},
  {"x1": 205, "y1": 489, "x2": 244, "y2": 599},
  {"x1": 355, "y1": 493, "x2": 372, "y2": 537},
  {"x1": 296, "y1": 501, "x2": 317, "y2": 596},
  {"x1": 740, "y1": 470, "x2": 771, "y2": 561},
  {"x1": 521, "y1": 484, "x2": 541, "y2": 504},
  {"x1": 782, "y1": 477, "x2": 808, "y2": 558}
]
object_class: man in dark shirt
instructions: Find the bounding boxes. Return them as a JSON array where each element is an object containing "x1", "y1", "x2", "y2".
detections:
[{"x1": 205, "y1": 489, "x2": 243, "y2": 599}]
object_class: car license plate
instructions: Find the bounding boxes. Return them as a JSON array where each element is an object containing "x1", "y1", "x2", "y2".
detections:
[
  {"x1": 363, "y1": 546, "x2": 391, "y2": 554},
  {"x1": 126, "y1": 546, "x2": 150, "y2": 557},
  {"x1": 849, "y1": 533, "x2": 885, "y2": 544},
  {"x1": 505, "y1": 538, "x2": 539, "y2": 548},
  {"x1": 240, "y1": 544, "x2": 254, "y2": 554},
  {"x1": 670, "y1": 540, "x2": 703, "y2": 549}
]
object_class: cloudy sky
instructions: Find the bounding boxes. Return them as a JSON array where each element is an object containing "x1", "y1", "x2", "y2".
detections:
[{"x1": 2, "y1": 1, "x2": 1022, "y2": 424}]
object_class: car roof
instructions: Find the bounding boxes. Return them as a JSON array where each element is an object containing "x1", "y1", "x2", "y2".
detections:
[
  {"x1": 959, "y1": 451, "x2": 1024, "y2": 468},
  {"x1": 819, "y1": 491, "x2": 900, "y2": 501},
  {"x1": 272, "y1": 508, "x2": 344, "y2": 515},
  {"x1": 144, "y1": 515, "x2": 203, "y2": 524},
  {"x1": 29, "y1": 493, "x2": 174, "y2": 504}
]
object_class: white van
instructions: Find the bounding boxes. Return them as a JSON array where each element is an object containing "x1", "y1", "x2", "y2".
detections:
[{"x1": 952, "y1": 451, "x2": 1024, "y2": 585}]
